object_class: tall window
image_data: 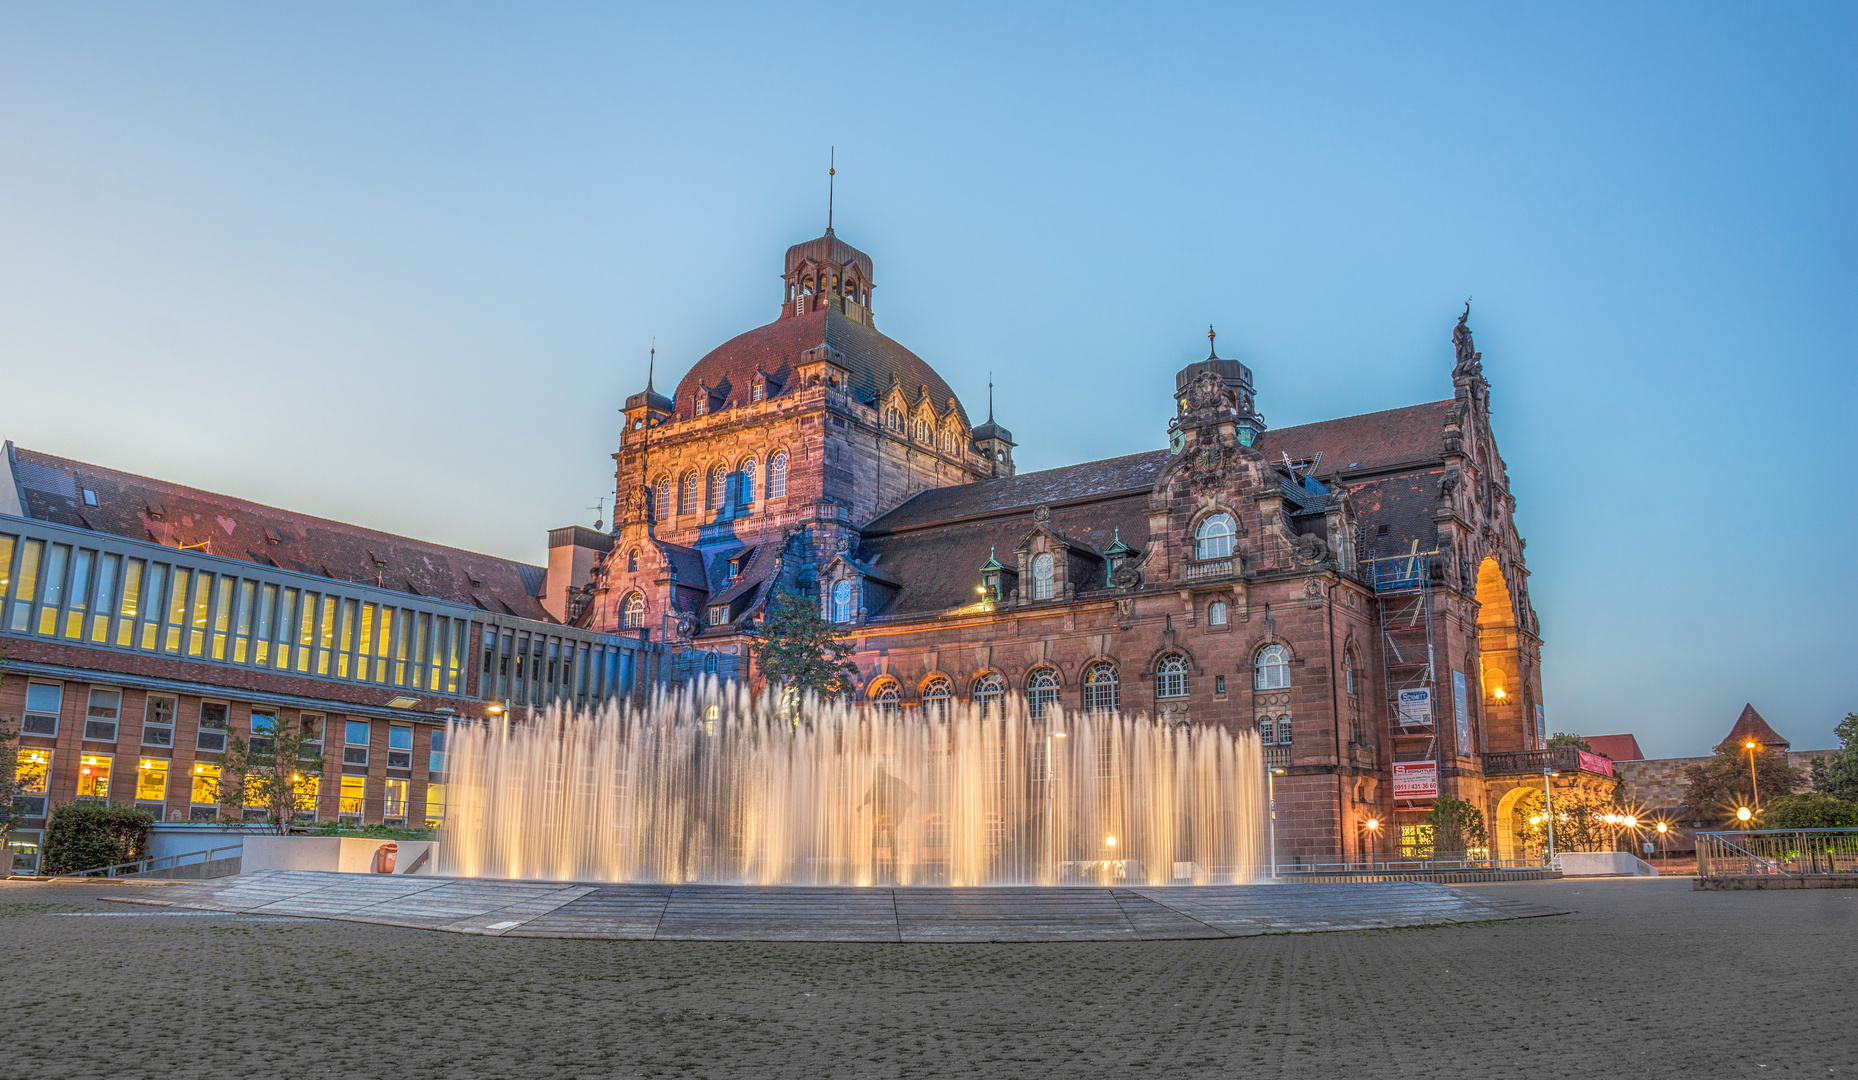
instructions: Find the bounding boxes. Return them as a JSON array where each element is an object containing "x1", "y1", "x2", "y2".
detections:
[
  {"x1": 695, "y1": 393, "x2": 708, "y2": 416},
  {"x1": 1276, "y1": 716, "x2": 1293, "y2": 745},
  {"x1": 768, "y1": 451, "x2": 788, "y2": 498},
  {"x1": 885, "y1": 407, "x2": 902, "y2": 431},
  {"x1": 738, "y1": 457, "x2": 756, "y2": 508},
  {"x1": 873, "y1": 682, "x2": 900, "y2": 717},
  {"x1": 751, "y1": 380, "x2": 766, "y2": 403},
  {"x1": 679, "y1": 471, "x2": 699, "y2": 515},
  {"x1": 1155, "y1": 655, "x2": 1189, "y2": 699},
  {"x1": 1083, "y1": 663, "x2": 1120, "y2": 714},
  {"x1": 1208, "y1": 600, "x2": 1228, "y2": 626},
  {"x1": 708, "y1": 465, "x2": 728, "y2": 511},
  {"x1": 653, "y1": 476, "x2": 671, "y2": 521},
  {"x1": 831, "y1": 580, "x2": 854, "y2": 623},
  {"x1": 1345, "y1": 650, "x2": 1362, "y2": 744},
  {"x1": 944, "y1": 428, "x2": 959, "y2": 454},
  {"x1": 914, "y1": 418, "x2": 929, "y2": 442},
  {"x1": 1026, "y1": 667, "x2": 1061, "y2": 720},
  {"x1": 972, "y1": 672, "x2": 1005, "y2": 719},
  {"x1": 921, "y1": 676, "x2": 953, "y2": 722},
  {"x1": 627, "y1": 549, "x2": 639, "y2": 572},
  {"x1": 1254, "y1": 644, "x2": 1290, "y2": 690},
  {"x1": 1258, "y1": 717, "x2": 1276, "y2": 744},
  {"x1": 1031, "y1": 553, "x2": 1055, "y2": 600},
  {"x1": 1195, "y1": 513, "x2": 1236, "y2": 560},
  {"x1": 621, "y1": 592, "x2": 645, "y2": 630}
]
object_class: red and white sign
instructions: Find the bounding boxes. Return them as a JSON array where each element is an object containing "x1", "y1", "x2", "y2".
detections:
[
  {"x1": 1392, "y1": 761, "x2": 1439, "y2": 800},
  {"x1": 1578, "y1": 751, "x2": 1615, "y2": 778}
]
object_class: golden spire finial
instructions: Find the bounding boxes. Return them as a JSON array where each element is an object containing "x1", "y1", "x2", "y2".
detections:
[{"x1": 1207, "y1": 324, "x2": 1217, "y2": 359}]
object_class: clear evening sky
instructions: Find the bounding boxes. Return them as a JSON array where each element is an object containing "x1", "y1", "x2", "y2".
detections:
[{"x1": 1, "y1": 5, "x2": 1851, "y2": 756}]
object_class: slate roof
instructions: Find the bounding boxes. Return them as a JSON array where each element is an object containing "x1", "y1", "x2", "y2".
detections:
[
  {"x1": 8, "y1": 446, "x2": 552, "y2": 621},
  {"x1": 1718, "y1": 703, "x2": 1789, "y2": 752},
  {"x1": 1254, "y1": 400, "x2": 1452, "y2": 476},
  {"x1": 671, "y1": 308, "x2": 970, "y2": 426},
  {"x1": 1584, "y1": 734, "x2": 1646, "y2": 762},
  {"x1": 866, "y1": 451, "x2": 1170, "y2": 535}
]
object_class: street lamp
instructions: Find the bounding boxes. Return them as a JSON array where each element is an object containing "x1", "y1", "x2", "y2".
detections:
[
  {"x1": 1736, "y1": 806, "x2": 1753, "y2": 824},
  {"x1": 1655, "y1": 820, "x2": 1669, "y2": 862},
  {"x1": 1268, "y1": 766, "x2": 1288, "y2": 879},
  {"x1": 1363, "y1": 817, "x2": 1382, "y2": 864},
  {"x1": 1744, "y1": 740, "x2": 1761, "y2": 810},
  {"x1": 1540, "y1": 770, "x2": 1559, "y2": 864}
]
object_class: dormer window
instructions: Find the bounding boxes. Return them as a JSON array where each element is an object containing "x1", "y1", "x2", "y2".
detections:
[
  {"x1": 708, "y1": 606, "x2": 728, "y2": 626},
  {"x1": 751, "y1": 380, "x2": 766, "y2": 403},
  {"x1": 1031, "y1": 553, "x2": 1055, "y2": 601},
  {"x1": 884, "y1": 407, "x2": 903, "y2": 432},
  {"x1": 914, "y1": 418, "x2": 929, "y2": 442},
  {"x1": 696, "y1": 393, "x2": 708, "y2": 416},
  {"x1": 831, "y1": 580, "x2": 855, "y2": 623},
  {"x1": 1195, "y1": 513, "x2": 1236, "y2": 560}
]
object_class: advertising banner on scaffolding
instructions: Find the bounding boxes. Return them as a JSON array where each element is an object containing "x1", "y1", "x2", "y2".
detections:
[
  {"x1": 1397, "y1": 688, "x2": 1433, "y2": 727},
  {"x1": 1392, "y1": 761, "x2": 1439, "y2": 800}
]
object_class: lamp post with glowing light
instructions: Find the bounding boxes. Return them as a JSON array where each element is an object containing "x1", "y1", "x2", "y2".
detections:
[
  {"x1": 1267, "y1": 766, "x2": 1287, "y2": 878},
  {"x1": 1744, "y1": 739, "x2": 1762, "y2": 810},
  {"x1": 1655, "y1": 820, "x2": 1669, "y2": 862},
  {"x1": 1542, "y1": 768, "x2": 1560, "y2": 864},
  {"x1": 1363, "y1": 817, "x2": 1382, "y2": 863}
]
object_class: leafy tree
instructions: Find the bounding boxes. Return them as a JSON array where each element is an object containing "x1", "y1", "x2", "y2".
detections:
[
  {"x1": 1512, "y1": 787, "x2": 1622, "y2": 853},
  {"x1": 1422, "y1": 795, "x2": 1489, "y2": 855},
  {"x1": 1808, "y1": 713, "x2": 1858, "y2": 803},
  {"x1": 1545, "y1": 732, "x2": 1593, "y2": 753},
  {"x1": 749, "y1": 589, "x2": 861, "y2": 700},
  {"x1": 1682, "y1": 745, "x2": 1805, "y2": 826},
  {"x1": 216, "y1": 716, "x2": 326, "y2": 834},
  {"x1": 1759, "y1": 792, "x2": 1858, "y2": 830},
  {"x1": 40, "y1": 802, "x2": 154, "y2": 874}
]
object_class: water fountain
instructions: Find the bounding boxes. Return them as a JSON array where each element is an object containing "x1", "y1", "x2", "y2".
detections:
[{"x1": 438, "y1": 681, "x2": 1267, "y2": 886}]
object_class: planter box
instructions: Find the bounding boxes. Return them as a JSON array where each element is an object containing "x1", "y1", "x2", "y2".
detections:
[{"x1": 242, "y1": 835, "x2": 436, "y2": 875}]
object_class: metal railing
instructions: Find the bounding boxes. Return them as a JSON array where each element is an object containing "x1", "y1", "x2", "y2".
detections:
[
  {"x1": 72, "y1": 844, "x2": 245, "y2": 879},
  {"x1": 1361, "y1": 552, "x2": 1439, "y2": 593},
  {"x1": 1281, "y1": 852, "x2": 1551, "y2": 874},
  {"x1": 1697, "y1": 828, "x2": 1858, "y2": 879}
]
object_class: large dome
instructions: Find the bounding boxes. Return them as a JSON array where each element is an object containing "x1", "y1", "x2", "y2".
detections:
[{"x1": 672, "y1": 308, "x2": 970, "y2": 427}]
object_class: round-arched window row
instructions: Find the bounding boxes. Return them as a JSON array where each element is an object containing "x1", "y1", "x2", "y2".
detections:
[
  {"x1": 1026, "y1": 667, "x2": 1061, "y2": 720},
  {"x1": 1154, "y1": 655, "x2": 1189, "y2": 699},
  {"x1": 621, "y1": 592, "x2": 646, "y2": 630},
  {"x1": 1083, "y1": 662, "x2": 1120, "y2": 714},
  {"x1": 972, "y1": 672, "x2": 1006, "y2": 719},
  {"x1": 1254, "y1": 644, "x2": 1291, "y2": 690},
  {"x1": 1195, "y1": 512, "x2": 1237, "y2": 561}
]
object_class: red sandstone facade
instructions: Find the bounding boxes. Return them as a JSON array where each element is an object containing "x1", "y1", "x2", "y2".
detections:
[{"x1": 567, "y1": 228, "x2": 1583, "y2": 862}]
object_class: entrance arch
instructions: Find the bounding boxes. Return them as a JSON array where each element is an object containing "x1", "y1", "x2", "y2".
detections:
[
  {"x1": 1492, "y1": 783, "x2": 1541, "y2": 861},
  {"x1": 1475, "y1": 557, "x2": 1525, "y2": 751}
]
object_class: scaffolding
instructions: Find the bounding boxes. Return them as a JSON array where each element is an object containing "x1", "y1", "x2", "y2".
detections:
[{"x1": 1365, "y1": 544, "x2": 1441, "y2": 801}]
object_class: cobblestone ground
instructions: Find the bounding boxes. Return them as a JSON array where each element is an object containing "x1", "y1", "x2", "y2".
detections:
[{"x1": 1, "y1": 876, "x2": 1850, "y2": 1079}]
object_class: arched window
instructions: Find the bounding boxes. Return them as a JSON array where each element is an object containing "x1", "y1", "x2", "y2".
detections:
[
  {"x1": 873, "y1": 681, "x2": 901, "y2": 717},
  {"x1": 944, "y1": 429, "x2": 958, "y2": 454},
  {"x1": 914, "y1": 418, "x2": 929, "y2": 442},
  {"x1": 1208, "y1": 600, "x2": 1228, "y2": 626},
  {"x1": 1026, "y1": 667, "x2": 1061, "y2": 720},
  {"x1": 704, "y1": 652, "x2": 720, "y2": 674},
  {"x1": 1195, "y1": 513, "x2": 1236, "y2": 560},
  {"x1": 768, "y1": 451, "x2": 788, "y2": 498},
  {"x1": 679, "y1": 471, "x2": 700, "y2": 515},
  {"x1": 921, "y1": 675, "x2": 953, "y2": 722},
  {"x1": 885, "y1": 407, "x2": 902, "y2": 431},
  {"x1": 1083, "y1": 663, "x2": 1120, "y2": 714},
  {"x1": 1031, "y1": 552, "x2": 1055, "y2": 600},
  {"x1": 831, "y1": 580, "x2": 854, "y2": 624},
  {"x1": 1155, "y1": 655, "x2": 1189, "y2": 699},
  {"x1": 621, "y1": 592, "x2": 645, "y2": 630},
  {"x1": 972, "y1": 672, "x2": 1005, "y2": 719},
  {"x1": 1277, "y1": 715, "x2": 1292, "y2": 745},
  {"x1": 653, "y1": 476, "x2": 671, "y2": 521},
  {"x1": 1258, "y1": 717, "x2": 1276, "y2": 744},
  {"x1": 707, "y1": 465, "x2": 729, "y2": 511},
  {"x1": 1254, "y1": 644, "x2": 1290, "y2": 690},
  {"x1": 737, "y1": 457, "x2": 756, "y2": 508},
  {"x1": 627, "y1": 549, "x2": 639, "y2": 573}
]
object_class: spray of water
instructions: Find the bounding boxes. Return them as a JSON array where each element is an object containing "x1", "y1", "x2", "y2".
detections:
[{"x1": 438, "y1": 680, "x2": 1267, "y2": 886}]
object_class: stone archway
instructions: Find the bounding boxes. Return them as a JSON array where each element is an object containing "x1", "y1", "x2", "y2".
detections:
[
  {"x1": 1475, "y1": 557, "x2": 1526, "y2": 752},
  {"x1": 1492, "y1": 783, "x2": 1541, "y2": 862}
]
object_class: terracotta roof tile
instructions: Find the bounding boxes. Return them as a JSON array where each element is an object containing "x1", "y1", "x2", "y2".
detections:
[
  {"x1": 1718, "y1": 703, "x2": 1789, "y2": 752},
  {"x1": 1584, "y1": 734, "x2": 1645, "y2": 761}
]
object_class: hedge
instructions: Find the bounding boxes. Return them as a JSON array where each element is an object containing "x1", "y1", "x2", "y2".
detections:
[{"x1": 40, "y1": 803, "x2": 154, "y2": 875}]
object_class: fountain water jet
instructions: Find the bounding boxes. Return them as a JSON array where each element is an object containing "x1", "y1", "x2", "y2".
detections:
[{"x1": 438, "y1": 680, "x2": 1267, "y2": 886}]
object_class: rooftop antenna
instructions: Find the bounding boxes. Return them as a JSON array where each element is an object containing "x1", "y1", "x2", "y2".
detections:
[
  {"x1": 588, "y1": 497, "x2": 604, "y2": 531},
  {"x1": 646, "y1": 338, "x2": 656, "y2": 391},
  {"x1": 987, "y1": 373, "x2": 994, "y2": 422},
  {"x1": 827, "y1": 147, "x2": 836, "y2": 233}
]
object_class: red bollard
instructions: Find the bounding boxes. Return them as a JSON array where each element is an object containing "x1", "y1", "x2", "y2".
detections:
[{"x1": 373, "y1": 842, "x2": 398, "y2": 874}]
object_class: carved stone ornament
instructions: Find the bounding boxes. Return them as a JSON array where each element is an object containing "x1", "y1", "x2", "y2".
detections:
[
  {"x1": 1111, "y1": 563, "x2": 1142, "y2": 590},
  {"x1": 1304, "y1": 577, "x2": 1325, "y2": 599},
  {"x1": 1183, "y1": 370, "x2": 1234, "y2": 418},
  {"x1": 1290, "y1": 532, "x2": 1329, "y2": 567},
  {"x1": 622, "y1": 484, "x2": 651, "y2": 524},
  {"x1": 1438, "y1": 467, "x2": 1461, "y2": 499},
  {"x1": 1032, "y1": 505, "x2": 1052, "y2": 528},
  {"x1": 1185, "y1": 438, "x2": 1238, "y2": 493},
  {"x1": 1116, "y1": 598, "x2": 1135, "y2": 618}
]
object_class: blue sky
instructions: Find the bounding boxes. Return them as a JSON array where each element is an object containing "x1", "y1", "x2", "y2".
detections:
[{"x1": 1, "y1": 4, "x2": 1851, "y2": 756}]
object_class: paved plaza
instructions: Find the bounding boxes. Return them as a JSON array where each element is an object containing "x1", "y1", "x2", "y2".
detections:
[{"x1": 1, "y1": 876, "x2": 1851, "y2": 1078}]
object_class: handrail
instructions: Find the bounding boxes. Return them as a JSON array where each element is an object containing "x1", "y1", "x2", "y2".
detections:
[
  {"x1": 72, "y1": 844, "x2": 245, "y2": 879},
  {"x1": 1696, "y1": 827, "x2": 1858, "y2": 879}
]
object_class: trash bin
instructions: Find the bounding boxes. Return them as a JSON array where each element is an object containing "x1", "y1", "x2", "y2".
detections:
[{"x1": 372, "y1": 842, "x2": 398, "y2": 874}]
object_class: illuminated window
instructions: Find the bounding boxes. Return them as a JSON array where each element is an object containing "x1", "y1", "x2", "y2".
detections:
[
  {"x1": 64, "y1": 548, "x2": 91, "y2": 639},
  {"x1": 90, "y1": 553, "x2": 119, "y2": 644},
  {"x1": 1254, "y1": 644, "x2": 1290, "y2": 690},
  {"x1": 768, "y1": 451, "x2": 788, "y2": 498},
  {"x1": 831, "y1": 580, "x2": 854, "y2": 623},
  {"x1": 972, "y1": 673, "x2": 1005, "y2": 719},
  {"x1": 1155, "y1": 655, "x2": 1189, "y2": 699},
  {"x1": 873, "y1": 682, "x2": 900, "y2": 717},
  {"x1": 37, "y1": 543, "x2": 69, "y2": 636},
  {"x1": 77, "y1": 753, "x2": 113, "y2": 800},
  {"x1": 424, "y1": 782, "x2": 447, "y2": 828},
  {"x1": 1083, "y1": 663, "x2": 1119, "y2": 713},
  {"x1": 22, "y1": 682, "x2": 62, "y2": 737},
  {"x1": 191, "y1": 762, "x2": 221, "y2": 807},
  {"x1": 921, "y1": 676, "x2": 953, "y2": 723},
  {"x1": 621, "y1": 592, "x2": 646, "y2": 630},
  {"x1": 84, "y1": 688, "x2": 121, "y2": 742},
  {"x1": 1194, "y1": 513, "x2": 1236, "y2": 560},
  {"x1": 142, "y1": 695, "x2": 176, "y2": 747},
  {"x1": 196, "y1": 702, "x2": 229, "y2": 752},
  {"x1": 1208, "y1": 601, "x2": 1228, "y2": 626},
  {"x1": 8, "y1": 539, "x2": 41, "y2": 633},
  {"x1": 1031, "y1": 553, "x2": 1055, "y2": 600},
  {"x1": 383, "y1": 778, "x2": 409, "y2": 823},
  {"x1": 135, "y1": 758, "x2": 169, "y2": 805},
  {"x1": 1027, "y1": 667, "x2": 1060, "y2": 720},
  {"x1": 15, "y1": 749, "x2": 50, "y2": 795},
  {"x1": 339, "y1": 775, "x2": 366, "y2": 820}
]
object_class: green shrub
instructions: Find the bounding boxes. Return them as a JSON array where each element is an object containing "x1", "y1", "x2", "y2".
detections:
[
  {"x1": 304, "y1": 820, "x2": 435, "y2": 841},
  {"x1": 40, "y1": 803, "x2": 154, "y2": 874},
  {"x1": 1760, "y1": 793, "x2": 1858, "y2": 830}
]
